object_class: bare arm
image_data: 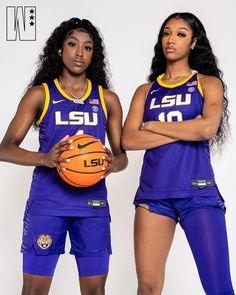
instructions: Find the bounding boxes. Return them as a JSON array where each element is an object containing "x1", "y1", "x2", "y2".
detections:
[
  {"x1": 122, "y1": 83, "x2": 178, "y2": 150},
  {"x1": 104, "y1": 89, "x2": 128, "y2": 173},
  {"x1": 0, "y1": 86, "x2": 70, "y2": 167},
  {"x1": 143, "y1": 75, "x2": 223, "y2": 141}
]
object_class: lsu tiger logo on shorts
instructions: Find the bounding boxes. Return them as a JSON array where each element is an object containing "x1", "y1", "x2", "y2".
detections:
[{"x1": 37, "y1": 234, "x2": 52, "y2": 250}]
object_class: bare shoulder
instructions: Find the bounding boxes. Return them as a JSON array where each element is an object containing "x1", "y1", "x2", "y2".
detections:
[
  {"x1": 197, "y1": 73, "x2": 223, "y2": 90},
  {"x1": 127, "y1": 82, "x2": 153, "y2": 106},
  {"x1": 102, "y1": 89, "x2": 122, "y2": 116},
  {"x1": 103, "y1": 88, "x2": 119, "y2": 101},
  {"x1": 17, "y1": 85, "x2": 46, "y2": 116},
  {"x1": 135, "y1": 82, "x2": 153, "y2": 96},
  {"x1": 25, "y1": 84, "x2": 45, "y2": 97}
]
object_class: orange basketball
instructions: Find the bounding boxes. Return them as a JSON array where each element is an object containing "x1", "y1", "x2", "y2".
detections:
[{"x1": 57, "y1": 134, "x2": 108, "y2": 187}]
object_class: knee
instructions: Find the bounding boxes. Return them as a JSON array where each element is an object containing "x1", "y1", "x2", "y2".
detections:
[
  {"x1": 22, "y1": 284, "x2": 49, "y2": 295},
  {"x1": 137, "y1": 281, "x2": 163, "y2": 295},
  {"x1": 21, "y1": 276, "x2": 51, "y2": 295},
  {"x1": 81, "y1": 279, "x2": 106, "y2": 295},
  {"x1": 85, "y1": 285, "x2": 105, "y2": 295}
]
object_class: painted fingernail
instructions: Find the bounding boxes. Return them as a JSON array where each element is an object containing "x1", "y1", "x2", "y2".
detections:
[
  {"x1": 69, "y1": 140, "x2": 73, "y2": 143},
  {"x1": 102, "y1": 167, "x2": 105, "y2": 171},
  {"x1": 103, "y1": 145, "x2": 106, "y2": 149},
  {"x1": 101, "y1": 176, "x2": 104, "y2": 179},
  {"x1": 70, "y1": 146, "x2": 74, "y2": 150},
  {"x1": 62, "y1": 168, "x2": 66, "y2": 171},
  {"x1": 66, "y1": 159, "x2": 70, "y2": 163},
  {"x1": 102, "y1": 156, "x2": 106, "y2": 160}
]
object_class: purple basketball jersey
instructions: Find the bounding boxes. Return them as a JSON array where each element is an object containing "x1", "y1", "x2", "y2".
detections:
[
  {"x1": 135, "y1": 71, "x2": 221, "y2": 201},
  {"x1": 27, "y1": 79, "x2": 109, "y2": 217}
]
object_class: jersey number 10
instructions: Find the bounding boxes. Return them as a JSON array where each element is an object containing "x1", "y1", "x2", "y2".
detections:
[{"x1": 158, "y1": 110, "x2": 183, "y2": 122}]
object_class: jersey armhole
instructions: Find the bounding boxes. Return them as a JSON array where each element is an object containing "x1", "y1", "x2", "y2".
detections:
[
  {"x1": 36, "y1": 83, "x2": 50, "y2": 126},
  {"x1": 197, "y1": 75, "x2": 204, "y2": 96},
  {"x1": 98, "y1": 85, "x2": 108, "y2": 119}
]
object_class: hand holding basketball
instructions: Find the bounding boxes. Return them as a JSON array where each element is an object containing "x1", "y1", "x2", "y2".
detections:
[
  {"x1": 42, "y1": 135, "x2": 71, "y2": 168},
  {"x1": 57, "y1": 134, "x2": 109, "y2": 187}
]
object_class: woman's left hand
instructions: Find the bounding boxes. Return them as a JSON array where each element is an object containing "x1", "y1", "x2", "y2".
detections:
[
  {"x1": 102, "y1": 147, "x2": 127, "y2": 177},
  {"x1": 103, "y1": 147, "x2": 114, "y2": 177}
]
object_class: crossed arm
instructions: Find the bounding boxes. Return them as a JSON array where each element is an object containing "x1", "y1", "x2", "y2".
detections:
[{"x1": 122, "y1": 75, "x2": 223, "y2": 151}]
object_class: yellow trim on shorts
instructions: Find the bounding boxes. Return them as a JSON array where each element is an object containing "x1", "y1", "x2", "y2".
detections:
[
  {"x1": 36, "y1": 83, "x2": 50, "y2": 126},
  {"x1": 157, "y1": 70, "x2": 198, "y2": 88},
  {"x1": 138, "y1": 203, "x2": 150, "y2": 210},
  {"x1": 98, "y1": 86, "x2": 107, "y2": 119}
]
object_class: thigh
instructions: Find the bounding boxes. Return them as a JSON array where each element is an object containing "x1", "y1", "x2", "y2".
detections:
[
  {"x1": 22, "y1": 273, "x2": 53, "y2": 295},
  {"x1": 182, "y1": 207, "x2": 234, "y2": 294},
  {"x1": 75, "y1": 255, "x2": 110, "y2": 277},
  {"x1": 69, "y1": 216, "x2": 111, "y2": 258},
  {"x1": 70, "y1": 217, "x2": 111, "y2": 294},
  {"x1": 79, "y1": 273, "x2": 107, "y2": 295},
  {"x1": 134, "y1": 207, "x2": 176, "y2": 287},
  {"x1": 21, "y1": 214, "x2": 67, "y2": 276}
]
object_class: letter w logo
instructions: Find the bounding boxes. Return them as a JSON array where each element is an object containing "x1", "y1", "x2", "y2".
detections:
[{"x1": 6, "y1": 6, "x2": 36, "y2": 41}]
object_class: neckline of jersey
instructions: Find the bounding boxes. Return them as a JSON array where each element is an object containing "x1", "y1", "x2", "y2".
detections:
[
  {"x1": 54, "y1": 78, "x2": 92, "y2": 101},
  {"x1": 157, "y1": 70, "x2": 198, "y2": 88}
]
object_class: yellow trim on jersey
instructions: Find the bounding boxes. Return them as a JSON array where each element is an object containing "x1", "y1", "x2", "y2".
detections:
[
  {"x1": 98, "y1": 85, "x2": 107, "y2": 119},
  {"x1": 36, "y1": 83, "x2": 50, "y2": 126},
  {"x1": 54, "y1": 79, "x2": 92, "y2": 102},
  {"x1": 157, "y1": 70, "x2": 198, "y2": 88},
  {"x1": 197, "y1": 75, "x2": 203, "y2": 96}
]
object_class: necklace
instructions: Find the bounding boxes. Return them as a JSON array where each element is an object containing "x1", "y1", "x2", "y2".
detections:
[{"x1": 59, "y1": 76, "x2": 87, "y2": 104}]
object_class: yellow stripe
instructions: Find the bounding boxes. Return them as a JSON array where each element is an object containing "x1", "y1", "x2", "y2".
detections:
[
  {"x1": 54, "y1": 79, "x2": 92, "y2": 101},
  {"x1": 157, "y1": 70, "x2": 198, "y2": 88},
  {"x1": 36, "y1": 83, "x2": 50, "y2": 126},
  {"x1": 98, "y1": 86, "x2": 107, "y2": 119},
  {"x1": 197, "y1": 75, "x2": 203, "y2": 96}
]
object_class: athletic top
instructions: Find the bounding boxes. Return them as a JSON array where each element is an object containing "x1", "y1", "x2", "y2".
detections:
[
  {"x1": 135, "y1": 71, "x2": 221, "y2": 201},
  {"x1": 26, "y1": 79, "x2": 109, "y2": 217}
]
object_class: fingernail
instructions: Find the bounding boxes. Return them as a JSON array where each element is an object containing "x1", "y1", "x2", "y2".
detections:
[
  {"x1": 101, "y1": 176, "x2": 104, "y2": 179},
  {"x1": 103, "y1": 145, "x2": 106, "y2": 149},
  {"x1": 66, "y1": 159, "x2": 70, "y2": 163},
  {"x1": 62, "y1": 168, "x2": 66, "y2": 171},
  {"x1": 102, "y1": 167, "x2": 105, "y2": 171},
  {"x1": 70, "y1": 146, "x2": 74, "y2": 150},
  {"x1": 102, "y1": 156, "x2": 105, "y2": 160},
  {"x1": 69, "y1": 140, "x2": 73, "y2": 143}
]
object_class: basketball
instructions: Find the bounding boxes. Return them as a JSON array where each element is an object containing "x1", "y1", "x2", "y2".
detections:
[{"x1": 57, "y1": 134, "x2": 108, "y2": 187}]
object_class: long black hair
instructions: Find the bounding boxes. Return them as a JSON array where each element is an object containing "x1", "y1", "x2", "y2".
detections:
[
  {"x1": 149, "y1": 12, "x2": 230, "y2": 150},
  {"x1": 29, "y1": 18, "x2": 110, "y2": 89}
]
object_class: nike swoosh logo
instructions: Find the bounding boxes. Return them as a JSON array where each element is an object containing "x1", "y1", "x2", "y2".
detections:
[
  {"x1": 77, "y1": 140, "x2": 97, "y2": 150},
  {"x1": 151, "y1": 88, "x2": 160, "y2": 95},
  {"x1": 52, "y1": 99, "x2": 65, "y2": 104}
]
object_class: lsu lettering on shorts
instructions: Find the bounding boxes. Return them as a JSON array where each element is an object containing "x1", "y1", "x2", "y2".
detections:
[{"x1": 21, "y1": 214, "x2": 111, "y2": 277}]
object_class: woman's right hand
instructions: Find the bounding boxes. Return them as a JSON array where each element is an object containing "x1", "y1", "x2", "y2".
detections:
[{"x1": 42, "y1": 135, "x2": 71, "y2": 168}]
